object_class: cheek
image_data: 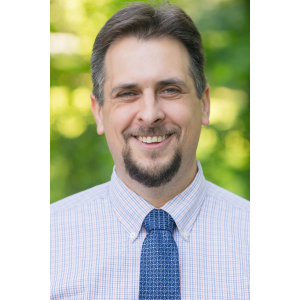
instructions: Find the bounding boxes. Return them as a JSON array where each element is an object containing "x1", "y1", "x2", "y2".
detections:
[
  {"x1": 165, "y1": 101, "x2": 202, "y2": 134},
  {"x1": 103, "y1": 104, "x2": 137, "y2": 137},
  {"x1": 164, "y1": 101, "x2": 188, "y2": 121}
]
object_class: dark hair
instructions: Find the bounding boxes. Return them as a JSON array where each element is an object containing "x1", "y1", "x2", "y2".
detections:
[{"x1": 91, "y1": 1, "x2": 206, "y2": 106}]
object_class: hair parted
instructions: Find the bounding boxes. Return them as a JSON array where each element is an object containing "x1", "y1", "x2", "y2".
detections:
[{"x1": 91, "y1": 1, "x2": 206, "y2": 106}]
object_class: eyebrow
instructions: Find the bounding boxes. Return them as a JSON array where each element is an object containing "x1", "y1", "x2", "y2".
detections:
[
  {"x1": 110, "y1": 77, "x2": 189, "y2": 97},
  {"x1": 155, "y1": 78, "x2": 189, "y2": 91}
]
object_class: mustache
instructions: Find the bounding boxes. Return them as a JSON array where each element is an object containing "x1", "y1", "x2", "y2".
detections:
[{"x1": 123, "y1": 126, "x2": 181, "y2": 143}]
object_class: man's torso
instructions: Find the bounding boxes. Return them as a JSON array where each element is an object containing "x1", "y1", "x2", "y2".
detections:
[{"x1": 51, "y1": 176, "x2": 249, "y2": 300}]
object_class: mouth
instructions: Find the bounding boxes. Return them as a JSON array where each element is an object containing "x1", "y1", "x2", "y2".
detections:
[{"x1": 134, "y1": 134, "x2": 172, "y2": 144}]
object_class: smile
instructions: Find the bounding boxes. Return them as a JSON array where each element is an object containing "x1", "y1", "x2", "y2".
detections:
[{"x1": 135, "y1": 135, "x2": 171, "y2": 144}]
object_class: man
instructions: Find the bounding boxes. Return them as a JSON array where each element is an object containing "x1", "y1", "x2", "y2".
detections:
[{"x1": 51, "y1": 2, "x2": 249, "y2": 299}]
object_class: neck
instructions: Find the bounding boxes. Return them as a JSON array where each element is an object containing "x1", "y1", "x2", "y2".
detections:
[{"x1": 116, "y1": 159, "x2": 198, "y2": 208}]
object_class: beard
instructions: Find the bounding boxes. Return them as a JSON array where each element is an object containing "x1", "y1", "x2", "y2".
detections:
[
  {"x1": 122, "y1": 126, "x2": 182, "y2": 188},
  {"x1": 122, "y1": 146, "x2": 182, "y2": 187}
]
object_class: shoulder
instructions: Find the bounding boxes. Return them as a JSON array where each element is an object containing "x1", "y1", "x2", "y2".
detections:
[
  {"x1": 50, "y1": 181, "x2": 111, "y2": 216},
  {"x1": 203, "y1": 181, "x2": 249, "y2": 228},
  {"x1": 205, "y1": 181, "x2": 250, "y2": 212},
  {"x1": 201, "y1": 181, "x2": 249, "y2": 243}
]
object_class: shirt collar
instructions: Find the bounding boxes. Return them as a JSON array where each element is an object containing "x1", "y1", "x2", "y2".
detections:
[{"x1": 108, "y1": 160, "x2": 207, "y2": 242}]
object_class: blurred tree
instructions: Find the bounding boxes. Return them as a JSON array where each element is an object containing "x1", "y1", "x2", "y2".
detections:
[{"x1": 50, "y1": 0, "x2": 250, "y2": 204}]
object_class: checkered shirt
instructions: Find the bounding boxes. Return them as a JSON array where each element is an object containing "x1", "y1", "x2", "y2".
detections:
[{"x1": 51, "y1": 161, "x2": 250, "y2": 299}]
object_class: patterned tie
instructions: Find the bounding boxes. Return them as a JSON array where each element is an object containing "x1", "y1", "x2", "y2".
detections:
[{"x1": 139, "y1": 209, "x2": 181, "y2": 299}]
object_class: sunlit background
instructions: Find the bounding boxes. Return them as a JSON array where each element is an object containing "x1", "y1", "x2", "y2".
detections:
[{"x1": 50, "y1": 0, "x2": 250, "y2": 203}]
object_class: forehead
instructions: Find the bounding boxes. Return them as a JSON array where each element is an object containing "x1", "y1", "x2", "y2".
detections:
[{"x1": 104, "y1": 37, "x2": 191, "y2": 89}]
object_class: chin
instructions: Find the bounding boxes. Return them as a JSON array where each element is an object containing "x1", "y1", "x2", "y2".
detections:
[{"x1": 122, "y1": 147, "x2": 182, "y2": 188}]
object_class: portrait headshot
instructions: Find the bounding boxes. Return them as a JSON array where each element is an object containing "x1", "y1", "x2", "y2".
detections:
[{"x1": 50, "y1": 0, "x2": 250, "y2": 299}]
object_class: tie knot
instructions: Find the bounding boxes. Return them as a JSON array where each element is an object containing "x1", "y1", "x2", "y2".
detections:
[{"x1": 143, "y1": 209, "x2": 176, "y2": 234}]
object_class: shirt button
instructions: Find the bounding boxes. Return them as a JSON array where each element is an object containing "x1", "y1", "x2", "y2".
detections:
[
  {"x1": 130, "y1": 233, "x2": 136, "y2": 239},
  {"x1": 183, "y1": 232, "x2": 189, "y2": 238}
]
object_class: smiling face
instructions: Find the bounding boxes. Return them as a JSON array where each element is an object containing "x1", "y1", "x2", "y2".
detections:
[{"x1": 91, "y1": 36, "x2": 210, "y2": 189}]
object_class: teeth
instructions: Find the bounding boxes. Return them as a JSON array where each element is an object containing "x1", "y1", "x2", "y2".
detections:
[{"x1": 137, "y1": 135, "x2": 168, "y2": 144}]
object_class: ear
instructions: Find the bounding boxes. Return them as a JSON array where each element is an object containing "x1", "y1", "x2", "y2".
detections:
[
  {"x1": 201, "y1": 84, "x2": 210, "y2": 126},
  {"x1": 90, "y1": 93, "x2": 105, "y2": 135}
]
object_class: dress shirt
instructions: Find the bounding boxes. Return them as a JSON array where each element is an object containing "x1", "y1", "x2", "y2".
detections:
[{"x1": 51, "y1": 161, "x2": 250, "y2": 300}]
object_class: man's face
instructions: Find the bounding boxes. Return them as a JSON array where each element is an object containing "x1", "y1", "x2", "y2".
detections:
[{"x1": 91, "y1": 37, "x2": 210, "y2": 187}]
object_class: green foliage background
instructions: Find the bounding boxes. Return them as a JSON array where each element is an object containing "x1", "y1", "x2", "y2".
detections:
[{"x1": 50, "y1": 0, "x2": 250, "y2": 204}]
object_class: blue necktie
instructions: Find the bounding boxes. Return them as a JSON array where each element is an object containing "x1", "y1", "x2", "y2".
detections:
[{"x1": 139, "y1": 209, "x2": 181, "y2": 299}]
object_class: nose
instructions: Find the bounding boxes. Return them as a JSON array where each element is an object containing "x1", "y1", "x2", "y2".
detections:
[{"x1": 136, "y1": 90, "x2": 165, "y2": 127}]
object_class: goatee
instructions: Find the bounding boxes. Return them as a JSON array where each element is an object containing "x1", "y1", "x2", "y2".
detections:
[{"x1": 122, "y1": 146, "x2": 182, "y2": 188}]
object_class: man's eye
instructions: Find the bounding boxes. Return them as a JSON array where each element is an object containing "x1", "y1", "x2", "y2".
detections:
[
  {"x1": 162, "y1": 88, "x2": 181, "y2": 94},
  {"x1": 117, "y1": 92, "x2": 136, "y2": 98}
]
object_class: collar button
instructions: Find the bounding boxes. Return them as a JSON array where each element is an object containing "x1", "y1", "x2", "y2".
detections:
[{"x1": 183, "y1": 232, "x2": 189, "y2": 238}]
